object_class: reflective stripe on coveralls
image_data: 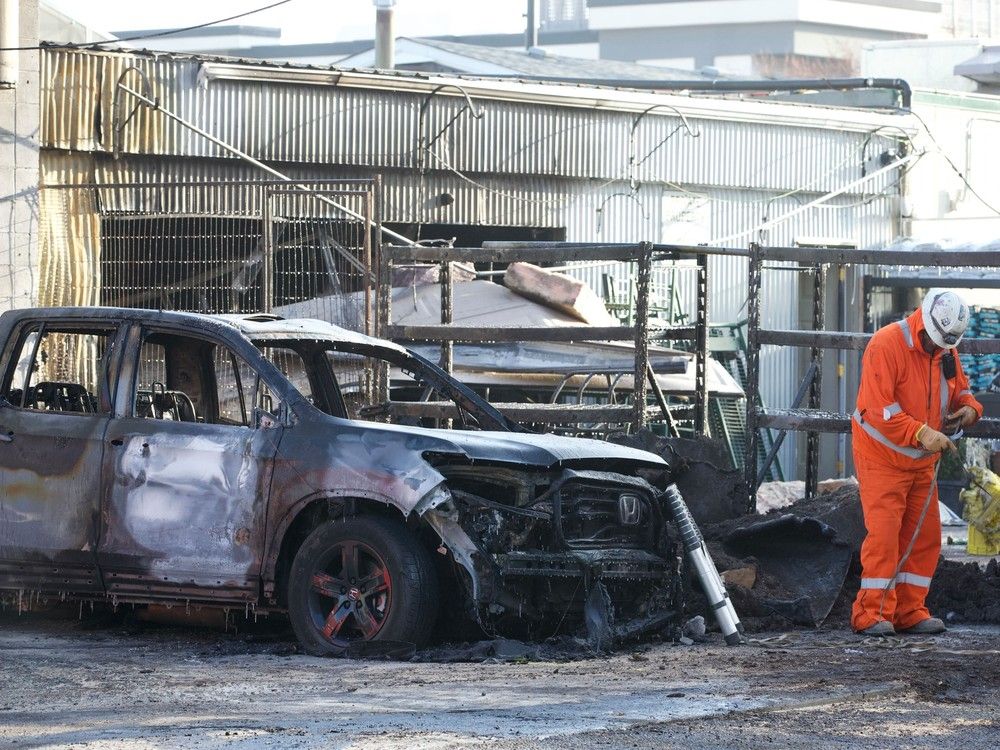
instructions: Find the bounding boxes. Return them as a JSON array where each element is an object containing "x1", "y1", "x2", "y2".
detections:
[
  {"x1": 896, "y1": 571, "x2": 932, "y2": 587},
  {"x1": 859, "y1": 572, "x2": 933, "y2": 590},
  {"x1": 860, "y1": 577, "x2": 895, "y2": 589},
  {"x1": 897, "y1": 318, "x2": 914, "y2": 348},
  {"x1": 851, "y1": 364, "x2": 949, "y2": 460},
  {"x1": 853, "y1": 410, "x2": 928, "y2": 459},
  {"x1": 883, "y1": 402, "x2": 903, "y2": 420}
]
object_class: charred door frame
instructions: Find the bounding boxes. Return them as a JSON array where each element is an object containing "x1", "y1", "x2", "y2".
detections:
[
  {"x1": 0, "y1": 316, "x2": 129, "y2": 596},
  {"x1": 98, "y1": 320, "x2": 289, "y2": 604}
]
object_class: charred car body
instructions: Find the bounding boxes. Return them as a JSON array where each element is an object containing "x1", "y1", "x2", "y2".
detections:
[{"x1": 0, "y1": 308, "x2": 685, "y2": 654}]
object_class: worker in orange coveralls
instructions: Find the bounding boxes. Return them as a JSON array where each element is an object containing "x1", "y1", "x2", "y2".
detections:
[{"x1": 851, "y1": 289, "x2": 982, "y2": 636}]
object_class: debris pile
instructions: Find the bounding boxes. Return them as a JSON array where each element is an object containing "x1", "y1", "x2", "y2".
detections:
[
  {"x1": 928, "y1": 558, "x2": 1000, "y2": 624},
  {"x1": 616, "y1": 429, "x2": 1000, "y2": 632}
]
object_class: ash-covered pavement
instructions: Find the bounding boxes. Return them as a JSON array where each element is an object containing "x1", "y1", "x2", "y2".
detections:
[{"x1": 1, "y1": 614, "x2": 998, "y2": 749}]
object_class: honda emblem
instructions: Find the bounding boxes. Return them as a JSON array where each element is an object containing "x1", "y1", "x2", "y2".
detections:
[{"x1": 618, "y1": 494, "x2": 642, "y2": 526}]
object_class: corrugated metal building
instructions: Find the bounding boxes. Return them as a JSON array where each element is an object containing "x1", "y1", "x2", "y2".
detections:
[{"x1": 37, "y1": 46, "x2": 917, "y2": 476}]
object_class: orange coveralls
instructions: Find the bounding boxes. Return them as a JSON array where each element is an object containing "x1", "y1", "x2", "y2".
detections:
[{"x1": 851, "y1": 308, "x2": 982, "y2": 631}]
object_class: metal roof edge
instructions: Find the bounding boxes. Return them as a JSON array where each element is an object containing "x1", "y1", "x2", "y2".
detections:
[
  {"x1": 912, "y1": 87, "x2": 1000, "y2": 113},
  {"x1": 41, "y1": 46, "x2": 918, "y2": 134}
]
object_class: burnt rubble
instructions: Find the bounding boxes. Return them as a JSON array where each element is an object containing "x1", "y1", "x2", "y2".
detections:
[{"x1": 613, "y1": 429, "x2": 1000, "y2": 632}]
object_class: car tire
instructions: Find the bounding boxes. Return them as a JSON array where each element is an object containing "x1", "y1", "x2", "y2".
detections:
[{"x1": 287, "y1": 515, "x2": 439, "y2": 656}]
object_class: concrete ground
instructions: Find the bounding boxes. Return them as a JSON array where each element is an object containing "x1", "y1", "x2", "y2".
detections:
[{"x1": 1, "y1": 612, "x2": 998, "y2": 749}]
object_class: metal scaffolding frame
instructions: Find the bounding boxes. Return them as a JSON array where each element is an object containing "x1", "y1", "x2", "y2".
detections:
[
  {"x1": 744, "y1": 243, "x2": 1000, "y2": 511},
  {"x1": 378, "y1": 241, "x2": 718, "y2": 433}
]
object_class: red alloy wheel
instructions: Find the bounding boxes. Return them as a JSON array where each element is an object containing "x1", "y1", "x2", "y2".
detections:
[{"x1": 307, "y1": 540, "x2": 392, "y2": 646}]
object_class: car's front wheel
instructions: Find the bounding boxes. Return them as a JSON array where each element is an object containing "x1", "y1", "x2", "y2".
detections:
[{"x1": 287, "y1": 516, "x2": 439, "y2": 656}]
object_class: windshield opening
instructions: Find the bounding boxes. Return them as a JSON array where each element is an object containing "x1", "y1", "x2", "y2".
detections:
[{"x1": 252, "y1": 337, "x2": 517, "y2": 432}]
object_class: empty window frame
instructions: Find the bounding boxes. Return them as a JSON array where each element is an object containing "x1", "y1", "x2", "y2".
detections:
[{"x1": 2, "y1": 325, "x2": 117, "y2": 415}]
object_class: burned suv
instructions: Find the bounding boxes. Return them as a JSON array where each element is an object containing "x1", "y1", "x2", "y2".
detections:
[{"x1": 0, "y1": 308, "x2": 682, "y2": 654}]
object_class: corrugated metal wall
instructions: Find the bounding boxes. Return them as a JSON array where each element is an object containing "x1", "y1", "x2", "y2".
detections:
[
  {"x1": 42, "y1": 48, "x2": 901, "y2": 193},
  {"x1": 39, "y1": 47, "x2": 911, "y2": 476}
]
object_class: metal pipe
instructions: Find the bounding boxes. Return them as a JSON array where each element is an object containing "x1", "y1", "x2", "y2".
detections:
[
  {"x1": 525, "y1": 0, "x2": 538, "y2": 50},
  {"x1": 694, "y1": 253, "x2": 709, "y2": 435},
  {"x1": 836, "y1": 265, "x2": 847, "y2": 478},
  {"x1": 473, "y1": 75, "x2": 913, "y2": 109},
  {"x1": 374, "y1": 0, "x2": 396, "y2": 70},
  {"x1": 115, "y1": 79, "x2": 416, "y2": 249},
  {"x1": 632, "y1": 243, "x2": 652, "y2": 433},
  {"x1": 663, "y1": 485, "x2": 744, "y2": 646}
]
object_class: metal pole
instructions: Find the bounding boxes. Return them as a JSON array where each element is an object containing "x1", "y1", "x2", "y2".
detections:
[
  {"x1": 862, "y1": 274, "x2": 875, "y2": 333},
  {"x1": 440, "y1": 260, "x2": 454, "y2": 376},
  {"x1": 363, "y1": 189, "x2": 374, "y2": 337},
  {"x1": 647, "y1": 363, "x2": 679, "y2": 437},
  {"x1": 0, "y1": 0, "x2": 18, "y2": 88},
  {"x1": 805, "y1": 264, "x2": 827, "y2": 500},
  {"x1": 375, "y1": 5, "x2": 396, "y2": 70},
  {"x1": 633, "y1": 242, "x2": 652, "y2": 433},
  {"x1": 525, "y1": 0, "x2": 539, "y2": 49},
  {"x1": 377, "y1": 239, "x2": 391, "y2": 405},
  {"x1": 743, "y1": 243, "x2": 763, "y2": 512},
  {"x1": 440, "y1": 260, "x2": 454, "y2": 430},
  {"x1": 262, "y1": 188, "x2": 274, "y2": 314},
  {"x1": 836, "y1": 264, "x2": 847, "y2": 478},
  {"x1": 116, "y1": 81, "x2": 416, "y2": 250},
  {"x1": 695, "y1": 252, "x2": 710, "y2": 435}
]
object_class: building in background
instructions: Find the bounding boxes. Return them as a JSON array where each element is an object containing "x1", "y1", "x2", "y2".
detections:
[
  {"x1": 103, "y1": 1, "x2": 995, "y2": 78},
  {"x1": 334, "y1": 36, "x2": 720, "y2": 79},
  {"x1": 940, "y1": 0, "x2": 1000, "y2": 37},
  {"x1": 39, "y1": 1, "x2": 113, "y2": 45}
]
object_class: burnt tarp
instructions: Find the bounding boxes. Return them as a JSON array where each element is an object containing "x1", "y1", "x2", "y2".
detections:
[
  {"x1": 719, "y1": 515, "x2": 852, "y2": 626},
  {"x1": 702, "y1": 485, "x2": 865, "y2": 627}
]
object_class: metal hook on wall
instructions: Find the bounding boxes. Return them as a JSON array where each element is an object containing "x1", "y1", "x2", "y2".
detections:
[
  {"x1": 413, "y1": 83, "x2": 484, "y2": 237},
  {"x1": 596, "y1": 191, "x2": 648, "y2": 234},
  {"x1": 416, "y1": 82, "x2": 485, "y2": 171},
  {"x1": 111, "y1": 66, "x2": 156, "y2": 159},
  {"x1": 628, "y1": 103, "x2": 701, "y2": 191}
]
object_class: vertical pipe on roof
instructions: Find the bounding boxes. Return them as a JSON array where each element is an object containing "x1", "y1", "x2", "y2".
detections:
[
  {"x1": 374, "y1": 0, "x2": 396, "y2": 70},
  {"x1": 526, "y1": 0, "x2": 539, "y2": 50}
]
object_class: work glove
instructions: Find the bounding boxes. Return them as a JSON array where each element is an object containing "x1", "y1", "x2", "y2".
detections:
[
  {"x1": 943, "y1": 405, "x2": 978, "y2": 434},
  {"x1": 916, "y1": 424, "x2": 957, "y2": 454}
]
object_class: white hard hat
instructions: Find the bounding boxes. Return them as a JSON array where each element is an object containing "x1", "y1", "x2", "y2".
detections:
[{"x1": 921, "y1": 289, "x2": 969, "y2": 349}]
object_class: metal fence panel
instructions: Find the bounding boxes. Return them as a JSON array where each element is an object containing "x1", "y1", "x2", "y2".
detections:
[{"x1": 39, "y1": 179, "x2": 378, "y2": 334}]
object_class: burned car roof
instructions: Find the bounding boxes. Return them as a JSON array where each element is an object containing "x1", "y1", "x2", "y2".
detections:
[
  {"x1": 212, "y1": 314, "x2": 407, "y2": 352},
  {"x1": 2, "y1": 307, "x2": 405, "y2": 352}
]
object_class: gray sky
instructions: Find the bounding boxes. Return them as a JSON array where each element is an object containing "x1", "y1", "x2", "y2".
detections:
[{"x1": 45, "y1": 0, "x2": 529, "y2": 43}]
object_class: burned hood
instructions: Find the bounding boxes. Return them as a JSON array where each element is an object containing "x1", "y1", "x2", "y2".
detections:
[{"x1": 414, "y1": 427, "x2": 668, "y2": 470}]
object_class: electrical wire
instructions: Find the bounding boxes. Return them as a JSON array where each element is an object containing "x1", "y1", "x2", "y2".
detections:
[
  {"x1": 806, "y1": 150, "x2": 925, "y2": 210},
  {"x1": 907, "y1": 108, "x2": 1000, "y2": 217},
  {"x1": 0, "y1": 0, "x2": 294, "y2": 52},
  {"x1": 423, "y1": 120, "x2": 907, "y2": 215}
]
